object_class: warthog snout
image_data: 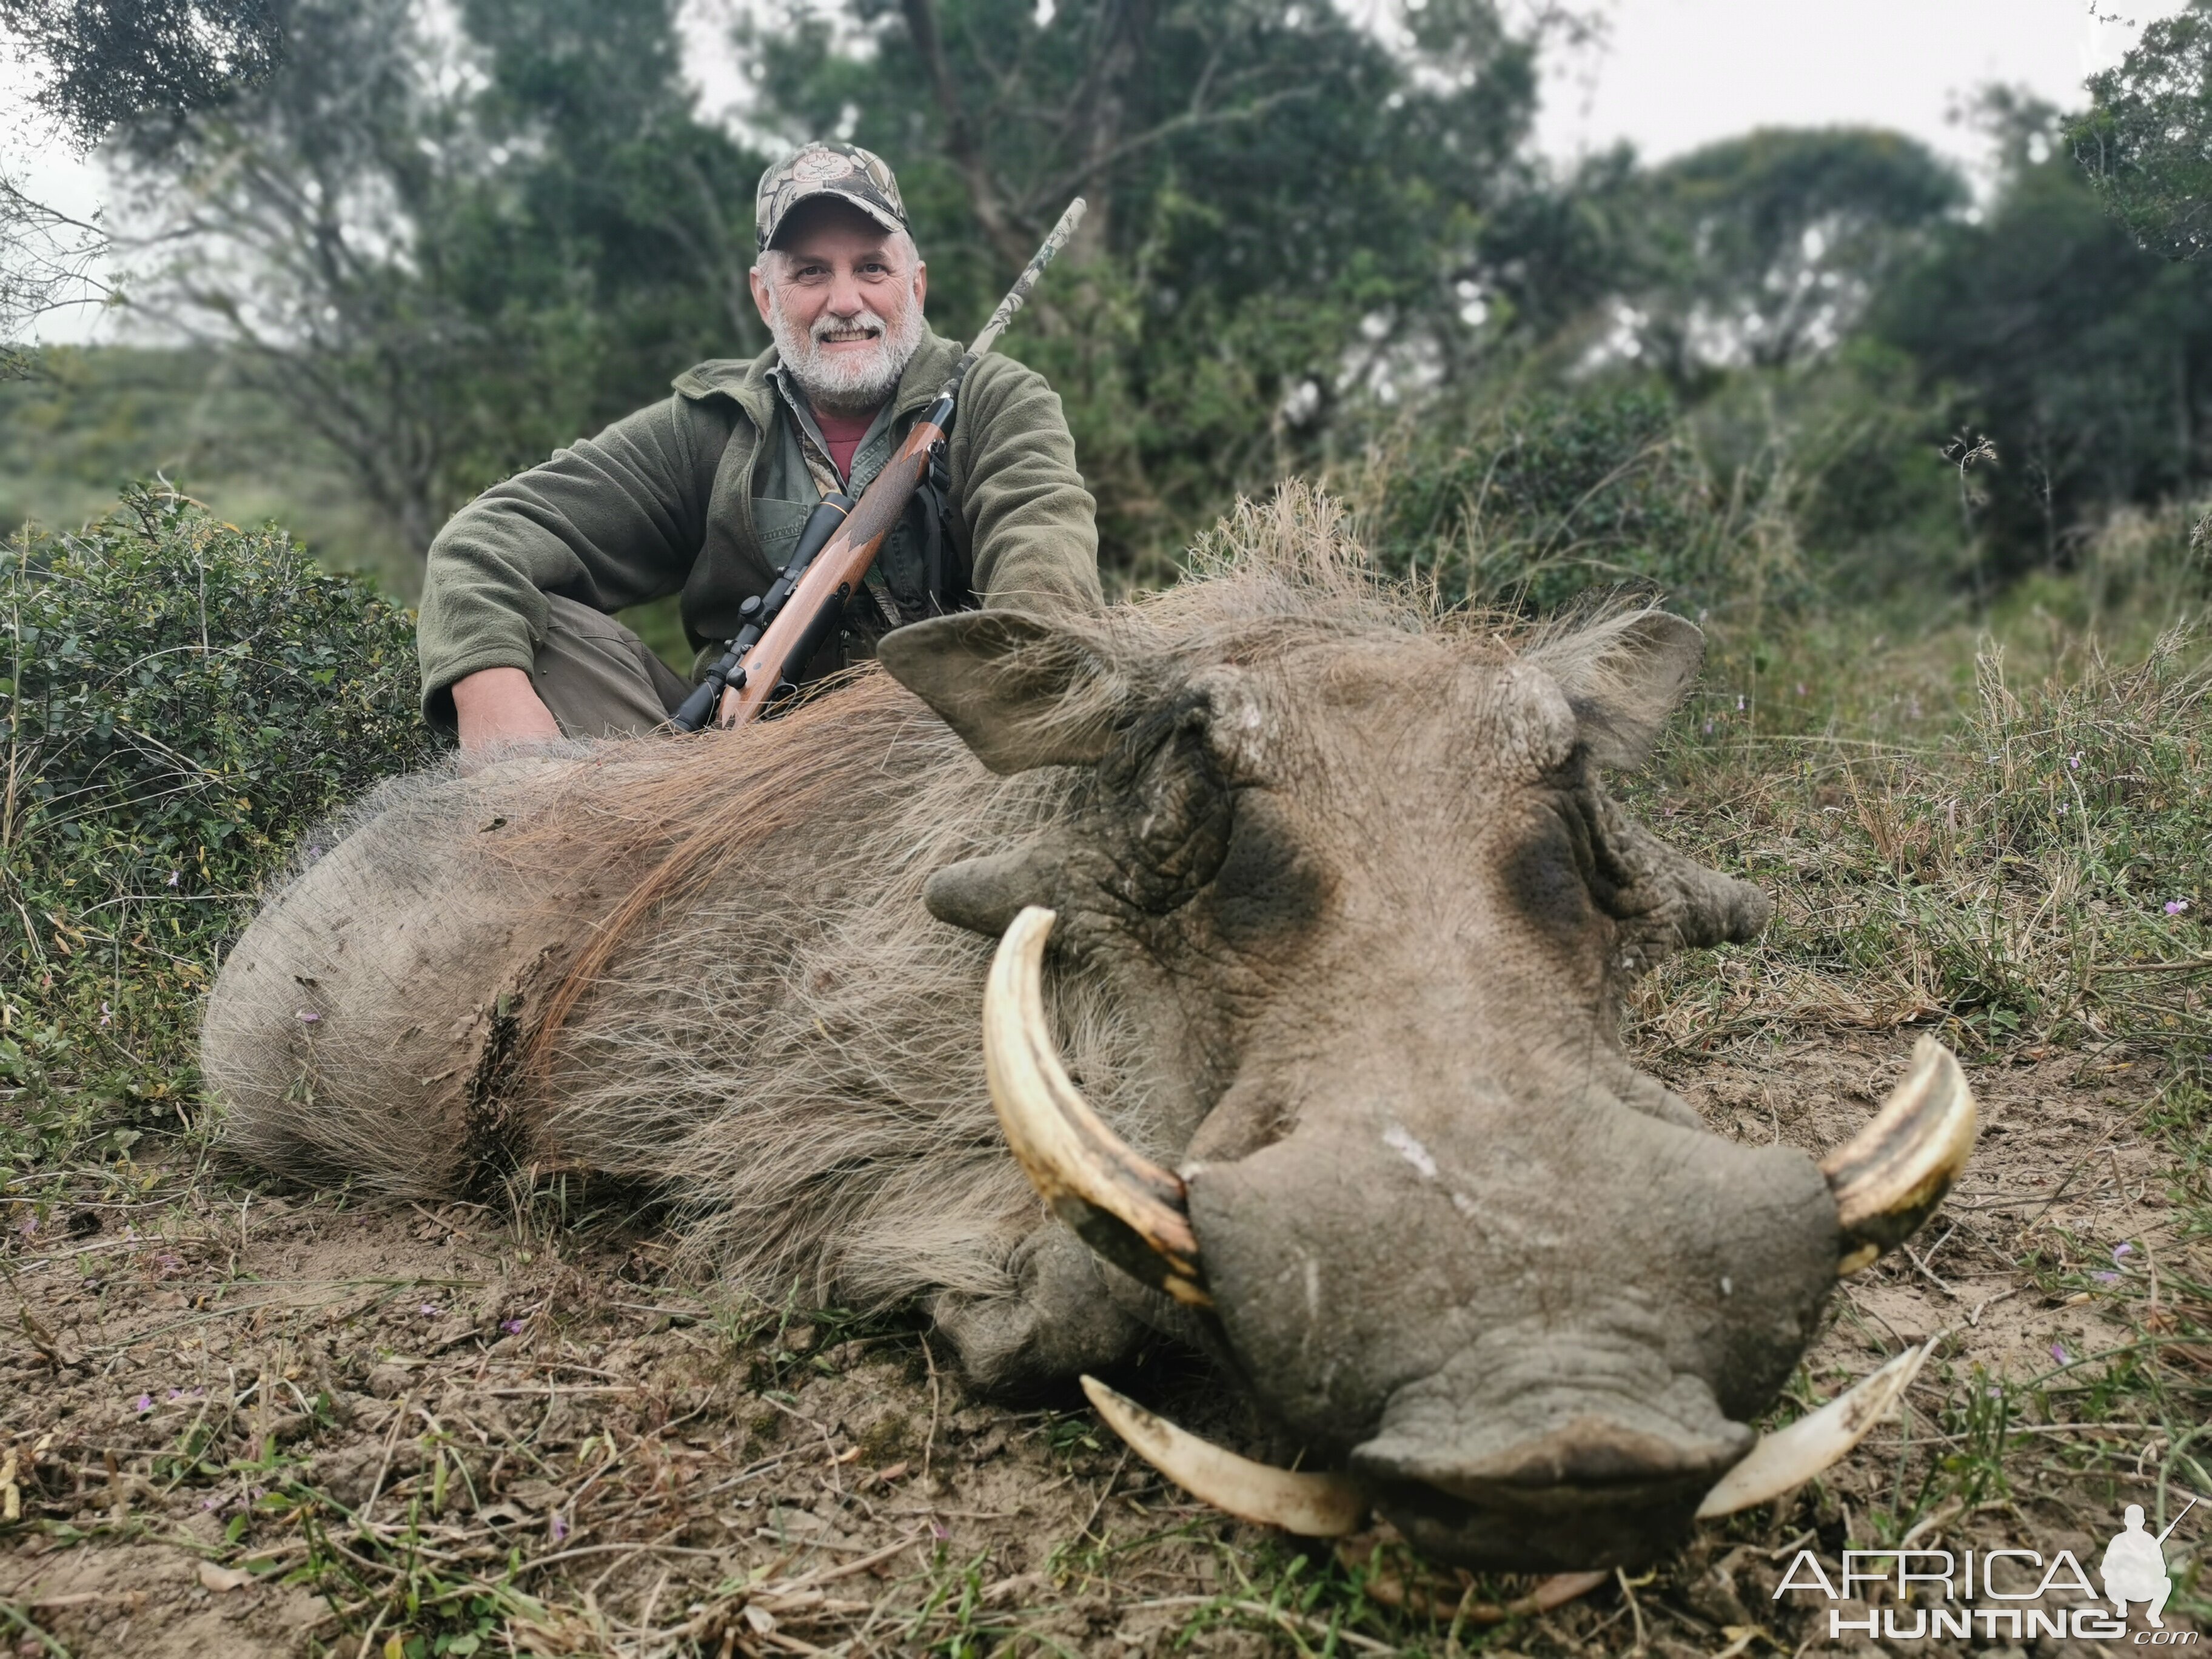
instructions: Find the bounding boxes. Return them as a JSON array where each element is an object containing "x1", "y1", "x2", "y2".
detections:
[{"x1": 980, "y1": 905, "x2": 1972, "y2": 1566}]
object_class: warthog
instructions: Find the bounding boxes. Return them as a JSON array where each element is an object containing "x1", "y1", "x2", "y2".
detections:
[{"x1": 204, "y1": 490, "x2": 1970, "y2": 1569}]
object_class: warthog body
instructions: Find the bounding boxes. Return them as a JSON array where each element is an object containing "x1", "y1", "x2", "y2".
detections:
[{"x1": 206, "y1": 491, "x2": 1923, "y2": 1569}]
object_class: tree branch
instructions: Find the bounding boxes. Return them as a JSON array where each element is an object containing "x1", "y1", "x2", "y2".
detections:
[{"x1": 898, "y1": 0, "x2": 1034, "y2": 267}]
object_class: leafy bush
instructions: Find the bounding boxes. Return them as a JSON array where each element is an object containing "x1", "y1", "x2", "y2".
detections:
[
  {"x1": 1, "y1": 486, "x2": 440, "y2": 1168},
  {"x1": 1356, "y1": 387, "x2": 1774, "y2": 614}
]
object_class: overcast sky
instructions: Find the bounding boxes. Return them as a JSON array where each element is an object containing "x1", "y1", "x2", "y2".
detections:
[
  {"x1": 3, "y1": 0, "x2": 2191, "y2": 346},
  {"x1": 1532, "y1": 0, "x2": 2187, "y2": 173}
]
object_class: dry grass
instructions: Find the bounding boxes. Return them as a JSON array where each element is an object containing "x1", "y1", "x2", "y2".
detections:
[{"x1": 4, "y1": 585, "x2": 2211, "y2": 1655}]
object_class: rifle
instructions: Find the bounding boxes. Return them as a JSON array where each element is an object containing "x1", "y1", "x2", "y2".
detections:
[
  {"x1": 2154, "y1": 1494, "x2": 2199, "y2": 1547},
  {"x1": 669, "y1": 196, "x2": 1087, "y2": 733}
]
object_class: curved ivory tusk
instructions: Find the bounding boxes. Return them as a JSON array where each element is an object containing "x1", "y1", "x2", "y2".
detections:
[
  {"x1": 984, "y1": 907, "x2": 1211, "y2": 1306},
  {"x1": 1822, "y1": 1037, "x2": 1976, "y2": 1275},
  {"x1": 1082, "y1": 1375, "x2": 1369, "y2": 1537},
  {"x1": 1695, "y1": 1343, "x2": 1929, "y2": 1518}
]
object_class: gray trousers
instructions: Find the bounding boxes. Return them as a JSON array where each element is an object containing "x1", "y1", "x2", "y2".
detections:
[{"x1": 532, "y1": 594, "x2": 695, "y2": 739}]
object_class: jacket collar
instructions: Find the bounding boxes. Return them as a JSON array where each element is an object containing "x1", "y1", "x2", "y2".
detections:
[{"x1": 672, "y1": 329, "x2": 964, "y2": 430}]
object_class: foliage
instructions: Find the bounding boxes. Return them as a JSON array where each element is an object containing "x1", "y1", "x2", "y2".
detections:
[
  {"x1": 1627, "y1": 128, "x2": 1966, "y2": 380},
  {"x1": 1870, "y1": 90, "x2": 2212, "y2": 586},
  {"x1": 1358, "y1": 386, "x2": 1750, "y2": 611},
  {"x1": 0, "y1": 485, "x2": 440, "y2": 1169},
  {"x1": 1685, "y1": 340, "x2": 1965, "y2": 609},
  {"x1": 0, "y1": 0, "x2": 281, "y2": 146},
  {"x1": 2071, "y1": 0, "x2": 2212, "y2": 262},
  {"x1": 0, "y1": 165, "x2": 109, "y2": 382},
  {"x1": 1, "y1": 0, "x2": 281, "y2": 379},
  {"x1": 30, "y1": 0, "x2": 2212, "y2": 604},
  {"x1": 1491, "y1": 127, "x2": 1965, "y2": 387},
  {"x1": 105, "y1": 0, "x2": 768, "y2": 552}
]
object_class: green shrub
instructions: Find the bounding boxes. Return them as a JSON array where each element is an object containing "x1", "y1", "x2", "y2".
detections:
[
  {"x1": 1356, "y1": 386, "x2": 1796, "y2": 617},
  {"x1": 1, "y1": 486, "x2": 441, "y2": 1169}
]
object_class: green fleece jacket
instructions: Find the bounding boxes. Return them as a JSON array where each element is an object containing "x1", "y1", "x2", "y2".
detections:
[{"x1": 415, "y1": 330, "x2": 1101, "y2": 728}]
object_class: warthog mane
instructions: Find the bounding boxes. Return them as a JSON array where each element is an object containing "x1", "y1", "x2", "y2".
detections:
[{"x1": 204, "y1": 484, "x2": 1646, "y2": 1319}]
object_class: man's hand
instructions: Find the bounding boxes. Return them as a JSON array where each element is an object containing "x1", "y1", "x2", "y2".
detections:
[{"x1": 451, "y1": 666, "x2": 563, "y2": 752}]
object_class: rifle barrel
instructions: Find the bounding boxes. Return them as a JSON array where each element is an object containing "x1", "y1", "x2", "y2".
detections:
[{"x1": 2154, "y1": 1493, "x2": 2199, "y2": 1546}]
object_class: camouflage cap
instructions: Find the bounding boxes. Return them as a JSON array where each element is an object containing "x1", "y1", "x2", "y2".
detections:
[{"x1": 756, "y1": 141, "x2": 911, "y2": 252}]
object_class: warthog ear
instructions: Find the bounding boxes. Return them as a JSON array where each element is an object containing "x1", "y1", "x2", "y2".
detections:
[
  {"x1": 1527, "y1": 609, "x2": 1704, "y2": 769},
  {"x1": 877, "y1": 610, "x2": 1127, "y2": 774},
  {"x1": 923, "y1": 845, "x2": 1059, "y2": 936}
]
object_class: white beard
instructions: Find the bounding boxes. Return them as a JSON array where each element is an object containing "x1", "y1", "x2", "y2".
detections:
[{"x1": 768, "y1": 289, "x2": 925, "y2": 417}]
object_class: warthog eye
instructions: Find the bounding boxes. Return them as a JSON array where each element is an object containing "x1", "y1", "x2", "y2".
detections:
[{"x1": 1102, "y1": 713, "x2": 1236, "y2": 914}]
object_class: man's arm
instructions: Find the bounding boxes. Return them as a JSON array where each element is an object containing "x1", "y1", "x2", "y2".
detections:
[
  {"x1": 449, "y1": 666, "x2": 563, "y2": 751},
  {"x1": 419, "y1": 394, "x2": 731, "y2": 736},
  {"x1": 948, "y1": 353, "x2": 1102, "y2": 614}
]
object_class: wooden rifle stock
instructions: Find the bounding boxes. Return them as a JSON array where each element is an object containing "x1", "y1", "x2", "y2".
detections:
[{"x1": 712, "y1": 396, "x2": 951, "y2": 729}]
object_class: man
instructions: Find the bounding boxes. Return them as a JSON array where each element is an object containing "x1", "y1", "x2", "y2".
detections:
[{"x1": 417, "y1": 141, "x2": 1101, "y2": 748}]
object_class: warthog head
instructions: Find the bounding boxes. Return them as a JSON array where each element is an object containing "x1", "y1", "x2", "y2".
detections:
[{"x1": 879, "y1": 602, "x2": 1970, "y2": 1570}]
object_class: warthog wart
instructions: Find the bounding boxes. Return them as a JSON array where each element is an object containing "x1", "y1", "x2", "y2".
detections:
[{"x1": 203, "y1": 486, "x2": 1971, "y2": 1569}]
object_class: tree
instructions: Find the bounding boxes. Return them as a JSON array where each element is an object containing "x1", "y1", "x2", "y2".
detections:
[
  {"x1": 0, "y1": 0, "x2": 281, "y2": 144},
  {"x1": 106, "y1": 0, "x2": 766, "y2": 555},
  {"x1": 1874, "y1": 91, "x2": 2212, "y2": 578},
  {"x1": 2070, "y1": 0, "x2": 2212, "y2": 262},
  {"x1": 0, "y1": 163, "x2": 110, "y2": 378},
  {"x1": 1492, "y1": 128, "x2": 1965, "y2": 391},
  {"x1": 1, "y1": 0, "x2": 282, "y2": 375}
]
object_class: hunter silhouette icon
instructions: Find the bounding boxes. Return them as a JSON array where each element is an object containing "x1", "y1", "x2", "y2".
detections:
[{"x1": 2102, "y1": 1498, "x2": 2196, "y2": 1627}]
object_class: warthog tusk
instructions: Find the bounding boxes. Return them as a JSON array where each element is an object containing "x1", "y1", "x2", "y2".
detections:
[
  {"x1": 984, "y1": 907, "x2": 1212, "y2": 1307},
  {"x1": 1822, "y1": 1037, "x2": 1976, "y2": 1275},
  {"x1": 1694, "y1": 1342, "x2": 1929, "y2": 1518},
  {"x1": 1086, "y1": 1344, "x2": 1926, "y2": 1541},
  {"x1": 1081, "y1": 1376, "x2": 1369, "y2": 1537}
]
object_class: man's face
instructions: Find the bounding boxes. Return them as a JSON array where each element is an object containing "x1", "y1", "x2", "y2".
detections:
[{"x1": 751, "y1": 200, "x2": 928, "y2": 417}]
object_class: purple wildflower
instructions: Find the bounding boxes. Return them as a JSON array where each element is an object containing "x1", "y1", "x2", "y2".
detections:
[
  {"x1": 166, "y1": 870, "x2": 179, "y2": 887},
  {"x1": 2093, "y1": 1272, "x2": 2120, "y2": 1285},
  {"x1": 166, "y1": 1388, "x2": 184, "y2": 1401},
  {"x1": 2051, "y1": 1342, "x2": 2070, "y2": 1365},
  {"x1": 500, "y1": 1318, "x2": 525, "y2": 1336},
  {"x1": 549, "y1": 1513, "x2": 568, "y2": 1544},
  {"x1": 2068, "y1": 752, "x2": 2082, "y2": 770},
  {"x1": 2167, "y1": 899, "x2": 2191, "y2": 916},
  {"x1": 297, "y1": 1008, "x2": 320, "y2": 1024},
  {"x1": 930, "y1": 1520, "x2": 950, "y2": 1541},
  {"x1": 133, "y1": 1393, "x2": 153, "y2": 1413},
  {"x1": 100, "y1": 1003, "x2": 112, "y2": 1027},
  {"x1": 420, "y1": 1303, "x2": 441, "y2": 1317},
  {"x1": 1703, "y1": 720, "x2": 1714, "y2": 735},
  {"x1": 1736, "y1": 695, "x2": 1746, "y2": 712},
  {"x1": 2114, "y1": 1242, "x2": 2136, "y2": 1264}
]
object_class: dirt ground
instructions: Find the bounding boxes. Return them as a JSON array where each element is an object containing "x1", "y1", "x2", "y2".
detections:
[{"x1": 2, "y1": 1031, "x2": 2205, "y2": 1657}]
